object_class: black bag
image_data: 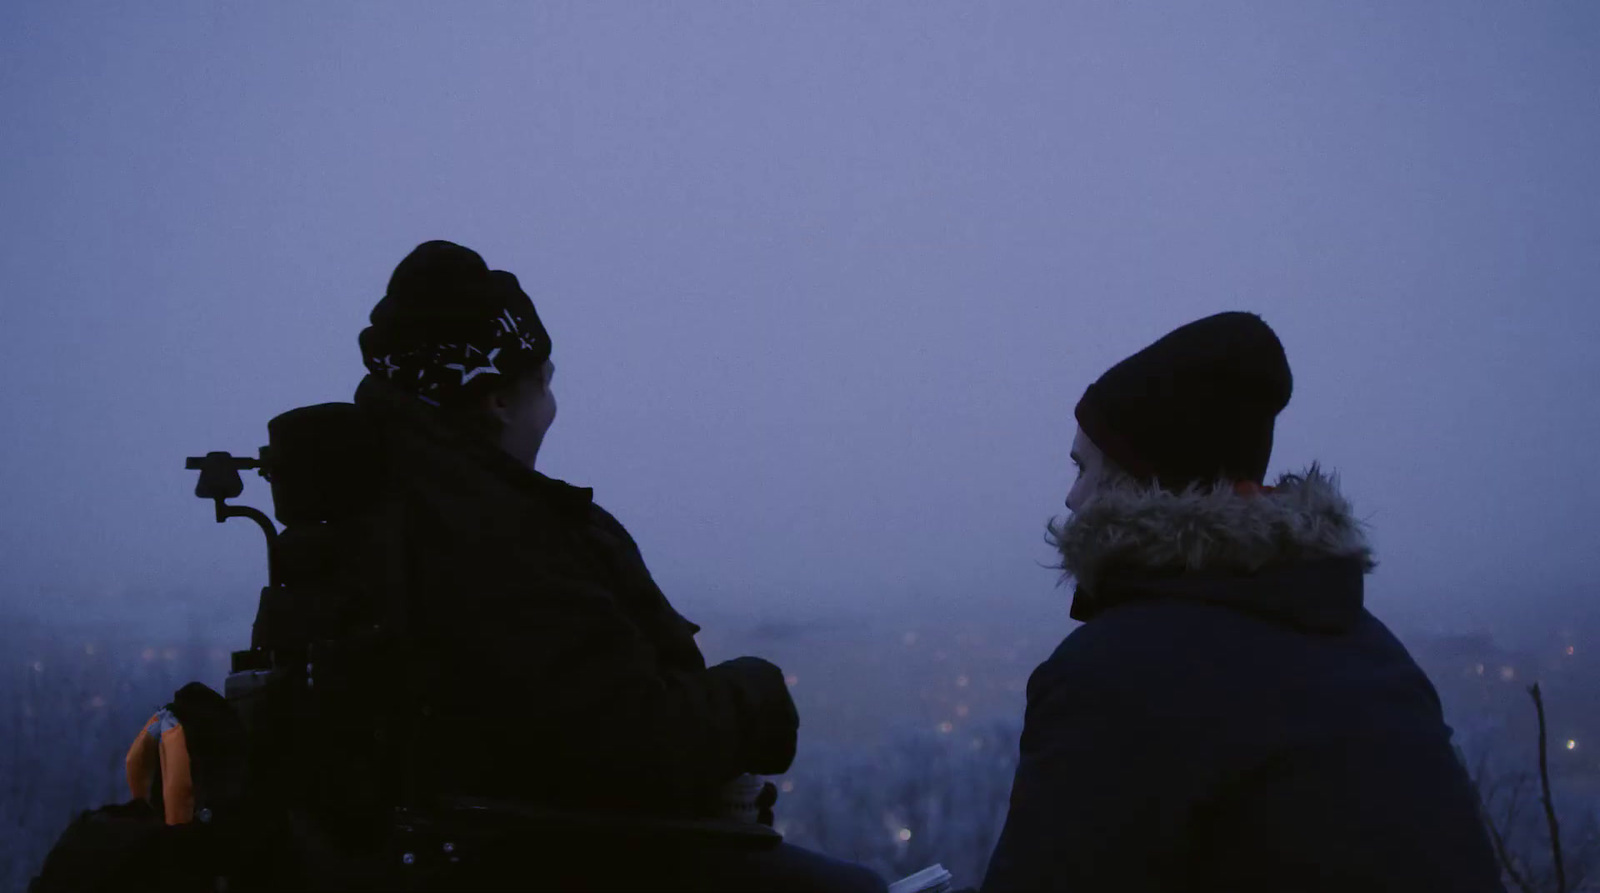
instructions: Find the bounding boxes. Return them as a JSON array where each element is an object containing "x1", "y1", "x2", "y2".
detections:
[
  {"x1": 30, "y1": 683, "x2": 299, "y2": 893},
  {"x1": 29, "y1": 799, "x2": 191, "y2": 893}
]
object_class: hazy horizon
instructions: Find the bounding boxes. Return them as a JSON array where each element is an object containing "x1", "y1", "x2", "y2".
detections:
[{"x1": 3, "y1": 3, "x2": 1598, "y2": 649}]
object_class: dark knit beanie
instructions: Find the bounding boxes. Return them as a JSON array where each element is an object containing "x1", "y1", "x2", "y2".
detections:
[
  {"x1": 1075, "y1": 311, "x2": 1292, "y2": 490},
  {"x1": 358, "y1": 241, "x2": 552, "y2": 407}
]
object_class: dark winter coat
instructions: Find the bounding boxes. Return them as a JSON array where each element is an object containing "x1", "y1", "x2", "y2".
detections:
[
  {"x1": 981, "y1": 469, "x2": 1505, "y2": 893},
  {"x1": 351, "y1": 374, "x2": 798, "y2": 819}
]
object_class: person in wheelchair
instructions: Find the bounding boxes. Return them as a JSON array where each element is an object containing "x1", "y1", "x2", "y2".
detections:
[
  {"x1": 316, "y1": 239, "x2": 883, "y2": 891},
  {"x1": 29, "y1": 240, "x2": 889, "y2": 893}
]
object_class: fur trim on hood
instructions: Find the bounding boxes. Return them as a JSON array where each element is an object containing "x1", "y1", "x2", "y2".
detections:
[{"x1": 1048, "y1": 465, "x2": 1376, "y2": 594}]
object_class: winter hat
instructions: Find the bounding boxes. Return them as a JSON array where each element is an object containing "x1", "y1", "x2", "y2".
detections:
[
  {"x1": 359, "y1": 240, "x2": 552, "y2": 407},
  {"x1": 1074, "y1": 311, "x2": 1292, "y2": 490}
]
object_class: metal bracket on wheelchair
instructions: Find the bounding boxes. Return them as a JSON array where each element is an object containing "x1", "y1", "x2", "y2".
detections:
[{"x1": 185, "y1": 449, "x2": 280, "y2": 586}]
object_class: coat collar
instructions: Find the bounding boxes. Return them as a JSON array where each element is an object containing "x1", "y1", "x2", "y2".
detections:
[
  {"x1": 1050, "y1": 465, "x2": 1376, "y2": 627},
  {"x1": 353, "y1": 373, "x2": 593, "y2": 516},
  {"x1": 354, "y1": 374, "x2": 706, "y2": 652}
]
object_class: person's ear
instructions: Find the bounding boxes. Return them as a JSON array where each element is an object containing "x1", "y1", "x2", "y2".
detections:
[{"x1": 483, "y1": 386, "x2": 515, "y2": 424}]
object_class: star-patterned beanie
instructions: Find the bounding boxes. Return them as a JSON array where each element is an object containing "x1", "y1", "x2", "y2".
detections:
[{"x1": 359, "y1": 240, "x2": 552, "y2": 407}]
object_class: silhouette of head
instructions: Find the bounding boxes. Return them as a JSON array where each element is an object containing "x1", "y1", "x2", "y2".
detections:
[
  {"x1": 1072, "y1": 311, "x2": 1292, "y2": 493},
  {"x1": 360, "y1": 240, "x2": 557, "y2": 467}
]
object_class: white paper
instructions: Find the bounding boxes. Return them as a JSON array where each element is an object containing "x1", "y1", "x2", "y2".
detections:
[{"x1": 888, "y1": 863, "x2": 954, "y2": 893}]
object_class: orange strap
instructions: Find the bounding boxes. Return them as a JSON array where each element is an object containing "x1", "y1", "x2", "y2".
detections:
[
  {"x1": 159, "y1": 723, "x2": 195, "y2": 824},
  {"x1": 123, "y1": 709, "x2": 196, "y2": 825},
  {"x1": 124, "y1": 713, "x2": 161, "y2": 801}
]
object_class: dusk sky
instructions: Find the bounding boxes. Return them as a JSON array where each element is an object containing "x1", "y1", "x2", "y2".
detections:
[{"x1": 2, "y1": 2, "x2": 1597, "y2": 645}]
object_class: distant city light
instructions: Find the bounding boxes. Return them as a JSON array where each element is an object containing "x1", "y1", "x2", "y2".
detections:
[
  {"x1": 938, "y1": 721, "x2": 954, "y2": 734},
  {"x1": 897, "y1": 828, "x2": 912, "y2": 842},
  {"x1": 1568, "y1": 646, "x2": 1577, "y2": 656},
  {"x1": 1475, "y1": 664, "x2": 1485, "y2": 676},
  {"x1": 31, "y1": 660, "x2": 43, "y2": 673},
  {"x1": 784, "y1": 674, "x2": 799, "y2": 687},
  {"x1": 780, "y1": 780, "x2": 794, "y2": 793},
  {"x1": 1500, "y1": 666, "x2": 1516, "y2": 682},
  {"x1": 1568, "y1": 740, "x2": 1578, "y2": 751},
  {"x1": 955, "y1": 675, "x2": 970, "y2": 688}
]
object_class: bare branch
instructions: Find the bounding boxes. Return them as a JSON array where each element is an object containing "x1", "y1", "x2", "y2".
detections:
[
  {"x1": 1530, "y1": 683, "x2": 1568, "y2": 893},
  {"x1": 1486, "y1": 814, "x2": 1539, "y2": 893},
  {"x1": 1506, "y1": 773, "x2": 1528, "y2": 836},
  {"x1": 1470, "y1": 746, "x2": 1538, "y2": 893}
]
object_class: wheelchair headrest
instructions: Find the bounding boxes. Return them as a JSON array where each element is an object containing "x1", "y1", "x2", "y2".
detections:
[{"x1": 265, "y1": 403, "x2": 384, "y2": 526}]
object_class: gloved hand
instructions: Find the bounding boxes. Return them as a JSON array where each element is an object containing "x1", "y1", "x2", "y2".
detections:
[{"x1": 714, "y1": 656, "x2": 799, "y2": 774}]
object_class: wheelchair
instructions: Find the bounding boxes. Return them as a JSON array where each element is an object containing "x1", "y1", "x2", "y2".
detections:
[{"x1": 184, "y1": 402, "x2": 782, "y2": 891}]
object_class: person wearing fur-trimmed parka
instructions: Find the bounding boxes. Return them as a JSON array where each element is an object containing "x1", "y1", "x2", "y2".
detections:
[{"x1": 980, "y1": 312, "x2": 1504, "y2": 893}]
